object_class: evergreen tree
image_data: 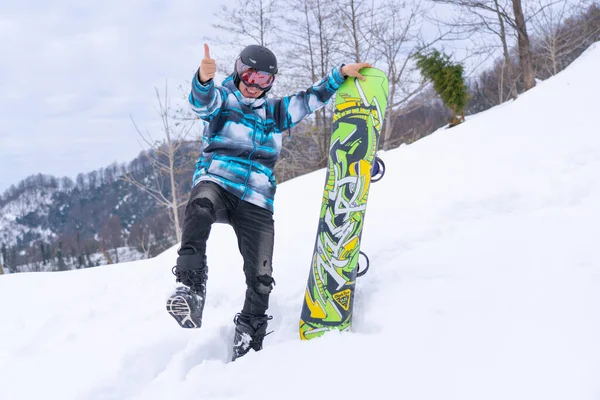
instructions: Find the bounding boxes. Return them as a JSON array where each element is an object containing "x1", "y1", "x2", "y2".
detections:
[{"x1": 415, "y1": 50, "x2": 471, "y2": 127}]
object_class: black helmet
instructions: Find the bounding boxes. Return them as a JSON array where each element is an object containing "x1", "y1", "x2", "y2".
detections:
[
  {"x1": 234, "y1": 45, "x2": 278, "y2": 94},
  {"x1": 239, "y1": 44, "x2": 278, "y2": 74}
]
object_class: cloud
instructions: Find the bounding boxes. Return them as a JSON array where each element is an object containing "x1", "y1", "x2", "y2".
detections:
[{"x1": 0, "y1": 0, "x2": 230, "y2": 192}]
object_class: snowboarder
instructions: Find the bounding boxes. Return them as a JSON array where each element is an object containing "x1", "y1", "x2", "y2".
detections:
[{"x1": 166, "y1": 42, "x2": 371, "y2": 360}]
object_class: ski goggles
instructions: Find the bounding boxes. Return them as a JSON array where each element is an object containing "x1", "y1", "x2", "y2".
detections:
[{"x1": 235, "y1": 58, "x2": 275, "y2": 90}]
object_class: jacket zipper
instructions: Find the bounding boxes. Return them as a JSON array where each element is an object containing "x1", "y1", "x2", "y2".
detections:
[{"x1": 241, "y1": 110, "x2": 259, "y2": 200}]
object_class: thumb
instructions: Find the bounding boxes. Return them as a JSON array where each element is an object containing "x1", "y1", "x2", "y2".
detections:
[{"x1": 204, "y1": 43, "x2": 211, "y2": 59}]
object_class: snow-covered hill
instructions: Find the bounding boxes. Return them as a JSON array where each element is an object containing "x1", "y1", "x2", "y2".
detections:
[
  {"x1": 0, "y1": 183, "x2": 57, "y2": 247},
  {"x1": 1, "y1": 43, "x2": 599, "y2": 400}
]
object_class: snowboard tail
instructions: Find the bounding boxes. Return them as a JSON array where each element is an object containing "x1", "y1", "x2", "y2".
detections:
[{"x1": 300, "y1": 68, "x2": 389, "y2": 340}]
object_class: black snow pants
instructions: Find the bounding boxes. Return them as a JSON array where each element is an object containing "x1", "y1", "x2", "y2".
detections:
[{"x1": 178, "y1": 181, "x2": 275, "y2": 316}]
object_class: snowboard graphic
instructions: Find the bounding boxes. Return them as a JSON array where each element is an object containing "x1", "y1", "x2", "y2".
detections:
[{"x1": 299, "y1": 68, "x2": 389, "y2": 340}]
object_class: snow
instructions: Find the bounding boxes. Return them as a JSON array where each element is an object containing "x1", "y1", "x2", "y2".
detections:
[
  {"x1": 0, "y1": 186, "x2": 58, "y2": 246},
  {"x1": 1, "y1": 42, "x2": 600, "y2": 399},
  {"x1": 6, "y1": 245, "x2": 147, "y2": 274}
]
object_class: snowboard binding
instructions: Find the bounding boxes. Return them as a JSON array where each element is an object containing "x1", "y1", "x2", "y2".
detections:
[
  {"x1": 356, "y1": 251, "x2": 370, "y2": 277},
  {"x1": 371, "y1": 156, "x2": 386, "y2": 182},
  {"x1": 357, "y1": 155, "x2": 384, "y2": 279}
]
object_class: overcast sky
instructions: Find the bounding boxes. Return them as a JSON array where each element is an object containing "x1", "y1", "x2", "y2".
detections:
[
  {"x1": 0, "y1": 0, "x2": 241, "y2": 192},
  {"x1": 0, "y1": 0, "x2": 479, "y2": 194},
  {"x1": 2, "y1": 0, "x2": 560, "y2": 193}
]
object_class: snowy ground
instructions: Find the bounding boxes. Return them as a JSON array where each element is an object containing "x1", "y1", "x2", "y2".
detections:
[
  {"x1": 8, "y1": 246, "x2": 147, "y2": 274},
  {"x1": 1, "y1": 43, "x2": 600, "y2": 400}
]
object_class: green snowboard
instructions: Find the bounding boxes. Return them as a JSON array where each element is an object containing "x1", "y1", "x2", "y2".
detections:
[{"x1": 299, "y1": 68, "x2": 389, "y2": 340}]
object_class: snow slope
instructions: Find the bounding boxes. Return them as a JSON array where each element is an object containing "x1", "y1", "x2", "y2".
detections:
[{"x1": 1, "y1": 43, "x2": 600, "y2": 400}]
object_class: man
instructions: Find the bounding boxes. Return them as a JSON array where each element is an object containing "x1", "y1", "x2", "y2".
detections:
[{"x1": 166, "y1": 43, "x2": 371, "y2": 360}]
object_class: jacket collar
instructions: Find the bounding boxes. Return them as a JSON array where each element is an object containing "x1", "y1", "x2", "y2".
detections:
[{"x1": 223, "y1": 75, "x2": 266, "y2": 108}]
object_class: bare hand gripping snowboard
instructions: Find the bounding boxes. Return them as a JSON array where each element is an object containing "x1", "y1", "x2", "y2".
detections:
[{"x1": 299, "y1": 68, "x2": 389, "y2": 340}]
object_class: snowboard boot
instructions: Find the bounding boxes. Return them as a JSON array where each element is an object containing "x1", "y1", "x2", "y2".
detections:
[
  {"x1": 232, "y1": 312, "x2": 273, "y2": 361},
  {"x1": 166, "y1": 253, "x2": 207, "y2": 329}
]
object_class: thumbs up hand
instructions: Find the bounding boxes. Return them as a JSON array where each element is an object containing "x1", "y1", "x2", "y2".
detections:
[{"x1": 200, "y1": 43, "x2": 217, "y2": 83}]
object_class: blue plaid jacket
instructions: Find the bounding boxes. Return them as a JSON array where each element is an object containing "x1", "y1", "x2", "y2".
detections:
[{"x1": 189, "y1": 66, "x2": 346, "y2": 212}]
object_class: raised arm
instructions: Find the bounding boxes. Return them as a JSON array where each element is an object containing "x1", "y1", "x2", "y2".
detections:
[
  {"x1": 189, "y1": 44, "x2": 224, "y2": 121},
  {"x1": 274, "y1": 63, "x2": 372, "y2": 132}
]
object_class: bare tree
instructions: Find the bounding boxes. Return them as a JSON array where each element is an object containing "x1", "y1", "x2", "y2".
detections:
[
  {"x1": 76, "y1": 173, "x2": 87, "y2": 191},
  {"x1": 494, "y1": 0, "x2": 519, "y2": 100},
  {"x1": 55, "y1": 240, "x2": 68, "y2": 271},
  {"x1": 129, "y1": 220, "x2": 154, "y2": 259},
  {"x1": 368, "y1": 0, "x2": 436, "y2": 147},
  {"x1": 431, "y1": 0, "x2": 520, "y2": 101},
  {"x1": 278, "y1": 0, "x2": 343, "y2": 167},
  {"x1": 335, "y1": 0, "x2": 378, "y2": 63},
  {"x1": 88, "y1": 170, "x2": 98, "y2": 189},
  {"x1": 98, "y1": 215, "x2": 123, "y2": 264},
  {"x1": 512, "y1": 0, "x2": 536, "y2": 89},
  {"x1": 60, "y1": 177, "x2": 74, "y2": 192},
  {"x1": 531, "y1": 0, "x2": 600, "y2": 78},
  {"x1": 1, "y1": 244, "x2": 8, "y2": 274},
  {"x1": 212, "y1": 0, "x2": 281, "y2": 48},
  {"x1": 121, "y1": 83, "x2": 198, "y2": 243},
  {"x1": 434, "y1": 0, "x2": 538, "y2": 92}
]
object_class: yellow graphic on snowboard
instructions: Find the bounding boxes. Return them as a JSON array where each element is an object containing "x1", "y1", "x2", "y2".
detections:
[{"x1": 333, "y1": 289, "x2": 352, "y2": 311}]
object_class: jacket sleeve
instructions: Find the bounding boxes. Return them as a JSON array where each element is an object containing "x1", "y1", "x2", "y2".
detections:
[
  {"x1": 188, "y1": 69, "x2": 224, "y2": 121},
  {"x1": 274, "y1": 65, "x2": 346, "y2": 132}
]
